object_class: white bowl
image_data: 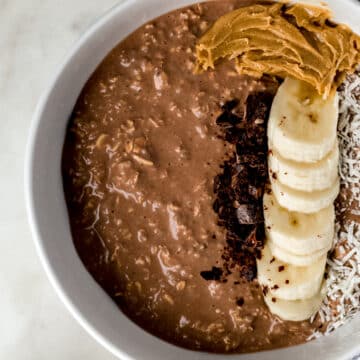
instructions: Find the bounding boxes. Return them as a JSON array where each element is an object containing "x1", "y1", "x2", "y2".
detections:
[{"x1": 25, "y1": 0, "x2": 360, "y2": 359}]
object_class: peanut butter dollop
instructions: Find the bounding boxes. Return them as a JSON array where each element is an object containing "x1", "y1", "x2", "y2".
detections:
[{"x1": 196, "y1": 2, "x2": 360, "y2": 97}]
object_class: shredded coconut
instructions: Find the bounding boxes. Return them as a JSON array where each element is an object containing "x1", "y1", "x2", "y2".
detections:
[{"x1": 308, "y1": 69, "x2": 360, "y2": 340}]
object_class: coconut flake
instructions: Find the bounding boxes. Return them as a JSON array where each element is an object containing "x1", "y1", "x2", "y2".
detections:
[{"x1": 308, "y1": 69, "x2": 360, "y2": 340}]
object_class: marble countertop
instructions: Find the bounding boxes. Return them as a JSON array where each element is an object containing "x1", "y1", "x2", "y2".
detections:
[{"x1": 0, "y1": 1, "x2": 121, "y2": 358}]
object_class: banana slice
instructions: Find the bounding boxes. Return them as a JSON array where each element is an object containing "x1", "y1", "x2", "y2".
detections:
[
  {"x1": 268, "y1": 239, "x2": 330, "y2": 266},
  {"x1": 264, "y1": 284, "x2": 326, "y2": 321},
  {"x1": 268, "y1": 143, "x2": 339, "y2": 192},
  {"x1": 271, "y1": 176, "x2": 340, "y2": 214},
  {"x1": 263, "y1": 192, "x2": 334, "y2": 255},
  {"x1": 257, "y1": 242, "x2": 326, "y2": 300},
  {"x1": 268, "y1": 77, "x2": 339, "y2": 163}
]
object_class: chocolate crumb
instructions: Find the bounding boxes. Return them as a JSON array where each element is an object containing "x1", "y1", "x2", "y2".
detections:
[
  {"x1": 285, "y1": 279, "x2": 290, "y2": 284},
  {"x1": 270, "y1": 257, "x2": 275, "y2": 264},
  {"x1": 272, "y1": 297, "x2": 277, "y2": 303},
  {"x1": 236, "y1": 297, "x2": 245, "y2": 307},
  {"x1": 278, "y1": 265, "x2": 285, "y2": 272},
  {"x1": 272, "y1": 285, "x2": 279, "y2": 290}
]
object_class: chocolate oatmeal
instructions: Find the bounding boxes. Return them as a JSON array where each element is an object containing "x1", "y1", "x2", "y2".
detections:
[{"x1": 62, "y1": 1, "x2": 320, "y2": 353}]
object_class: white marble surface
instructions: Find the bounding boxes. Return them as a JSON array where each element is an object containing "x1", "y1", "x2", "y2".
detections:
[{"x1": 0, "y1": 1, "x2": 123, "y2": 358}]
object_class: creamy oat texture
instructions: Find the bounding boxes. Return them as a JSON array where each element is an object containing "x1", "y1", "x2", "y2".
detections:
[{"x1": 62, "y1": 1, "x2": 320, "y2": 353}]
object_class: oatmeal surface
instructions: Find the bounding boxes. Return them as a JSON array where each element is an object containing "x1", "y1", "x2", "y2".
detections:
[{"x1": 62, "y1": 0, "x2": 320, "y2": 353}]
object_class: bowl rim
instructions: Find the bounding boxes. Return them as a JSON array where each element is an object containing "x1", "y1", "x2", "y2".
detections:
[
  {"x1": 25, "y1": 0, "x2": 360, "y2": 359},
  {"x1": 24, "y1": 2, "x2": 147, "y2": 359}
]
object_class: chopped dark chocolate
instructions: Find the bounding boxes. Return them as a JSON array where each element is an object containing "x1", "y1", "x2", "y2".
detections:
[
  {"x1": 241, "y1": 265, "x2": 257, "y2": 281},
  {"x1": 216, "y1": 99, "x2": 243, "y2": 126},
  {"x1": 206, "y1": 92, "x2": 274, "y2": 282},
  {"x1": 236, "y1": 204, "x2": 263, "y2": 224},
  {"x1": 216, "y1": 111, "x2": 242, "y2": 126},
  {"x1": 221, "y1": 98, "x2": 239, "y2": 112},
  {"x1": 236, "y1": 297, "x2": 245, "y2": 307},
  {"x1": 200, "y1": 266, "x2": 223, "y2": 281}
]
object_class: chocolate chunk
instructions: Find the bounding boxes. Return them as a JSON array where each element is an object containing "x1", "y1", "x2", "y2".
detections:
[
  {"x1": 237, "y1": 152, "x2": 265, "y2": 164},
  {"x1": 221, "y1": 99, "x2": 240, "y2": 112},
  {"x1": 236, "y1": 297, "x2": 245, "y2": 306},
  {"x1": 200, "y1": 266, "x2": 223, "y2": 281},
  {"x1": 248, "y1": 185, "x2": 263, "y2": 199},
  {"x1": 236, "y1": 204, "x2": 263, "y2": 224},
  {"x1": 246, "y1": 93, "x2": 273, "y2": 123},
  {"x1": 212, "y1": 199, "x2": 220, "y2": 212},
  {"x1": 243, "y1": 227, "x2": 259, "y2": 248},
  {"x1": 216, "y1": 100, "x2": 243, "y2": 126},
  {"x1": 216, "y1": 111, "x2": 241, "y2": 126},
  {"x1": 241, "y1": 265, "x2": 256, "y2": 281}
]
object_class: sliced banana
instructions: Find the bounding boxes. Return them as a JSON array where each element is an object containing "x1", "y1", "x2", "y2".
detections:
[
  {"x1": 271, "y1": 176, "x2": 340, "y2": 214},
  {"x1": 268, "y1": 77, "x2": 339, "y2": 163},
  {"x1": 263, "y1": 192, "x2": 334, "y2": 255},
  {"x1": 268, "y1": 239, "x2": 330, "y2": 266},
  {"x1": 257, "y1": 242, "x2": 326, "y2": 300},
  {"x1": 268, "y1": 143, "x2": 339, "y2": 192},
  {"x1": 264, "y1": 284, "x2": 326, "y2": 321}
]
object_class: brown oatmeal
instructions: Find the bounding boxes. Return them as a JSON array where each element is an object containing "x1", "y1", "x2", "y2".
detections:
[{"x1": 62, "y1": 0, "x2": 320, "y2": 353}]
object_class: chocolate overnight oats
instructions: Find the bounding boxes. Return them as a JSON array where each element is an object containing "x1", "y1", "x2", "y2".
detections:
[{"x1": 62, "y1": 0, "x2": 360, "y2": 354}]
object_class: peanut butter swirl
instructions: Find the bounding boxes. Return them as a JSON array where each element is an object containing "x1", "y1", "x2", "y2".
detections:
[{"x1": 196, "y1": 2, "x2": 360, "y2": 97}]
